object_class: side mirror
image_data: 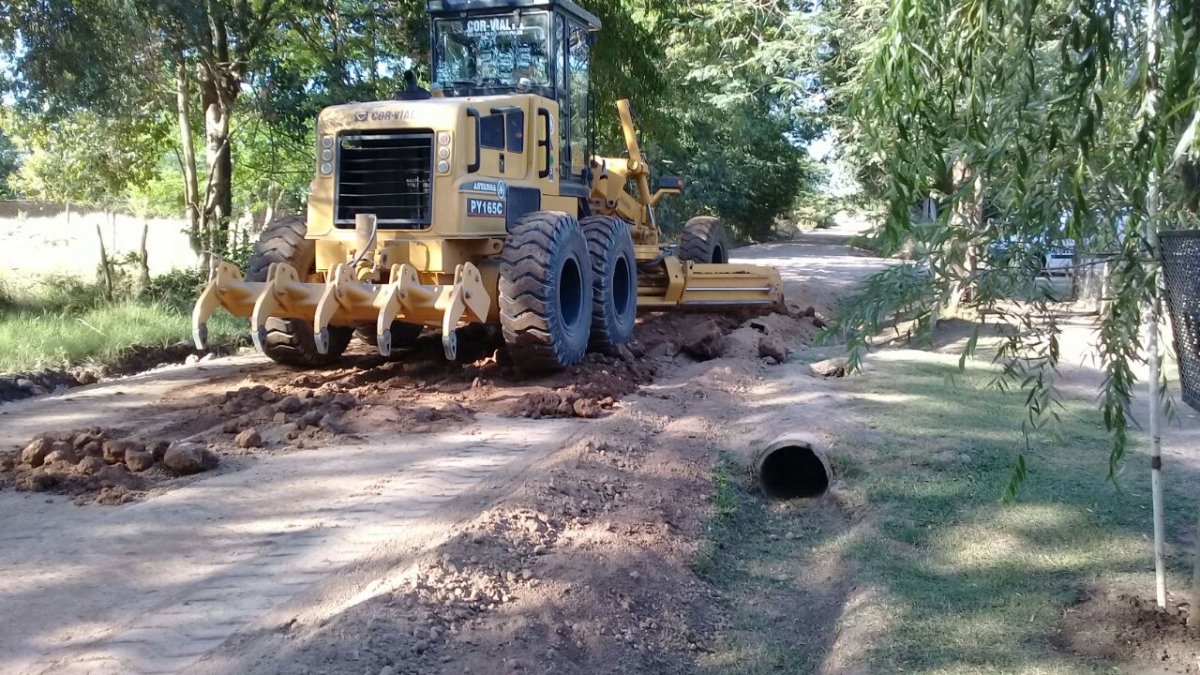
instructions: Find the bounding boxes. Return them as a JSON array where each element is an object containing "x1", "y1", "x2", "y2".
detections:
[{"x1": 658, "y1": 176, "x2": 684, "y2": 193}]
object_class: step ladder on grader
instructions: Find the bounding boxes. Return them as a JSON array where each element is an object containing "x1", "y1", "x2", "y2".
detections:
[{"x1": 193, "y1": 0, "x2": 784, "y2": 370}]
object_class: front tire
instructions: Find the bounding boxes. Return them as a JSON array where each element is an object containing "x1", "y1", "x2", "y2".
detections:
[
  {"x1": 355, "y1": 322, "x2": 423, "y2": 349},
  {"x1": 499, "y1": 211, "x2": 594, "y2": 371},
  {"x1": 678, "y1": 216, "x2": 732, "y2": 264},
  {"x1": 580, "y1": 215, "x2": 637, "y2": 349},
  {"x1": 247, "y1": 216, "x2": 351, "y2": 368}
]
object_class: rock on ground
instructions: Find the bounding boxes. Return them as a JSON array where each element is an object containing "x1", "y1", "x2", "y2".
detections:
[
  {"x1": 163, "y1": 441, "x2": 220, "y2": 476},
  {"x1": 681, "y1": 320, "x2": 726, "y2": 360},
  {"x1": 125, "y1": 449, "x2": 155, "y2": 472},
  {"x1": 276, "y1": 395, "x2": 303, "y2": 414},
  {"x1": 77, "y1": 456, "x2": 107, "y2": 476},
  {"x1": 235, "y1": 428, "x2": 263, "y2": 449},
  {"x1": 21, "y1": 436, "x2": 54, "y2": 467},
  {"x1": 759, "y1": 335, "x2": 789, "y2": 363},
  {"x1": 103, "y1": 439, "x2": 142, "y2": 465},
  {"x1": 43, "y1": 444, "x2": 81, "y2": 466},
  {"x1": 810, "y1": 357, "x2": 850, "y2": 378}
]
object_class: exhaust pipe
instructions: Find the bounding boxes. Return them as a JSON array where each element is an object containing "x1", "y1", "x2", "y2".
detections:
[{"x1": 753, "y1": 434, "x2": 831, "y2": 499}]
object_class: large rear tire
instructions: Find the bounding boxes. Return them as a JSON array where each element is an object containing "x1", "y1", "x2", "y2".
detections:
[
  {"x1": 580, "y1": 215, "x2": 637, "y2": 349},
  {"x1": 247, "y1": 216, "x2": 352, "y2": 368},
  {"x1": 678, "y1": 215, "x2": 731, "y2": 264},
  {"x1": 499, "y1": 211, "x2": 594, "y2": 371}
]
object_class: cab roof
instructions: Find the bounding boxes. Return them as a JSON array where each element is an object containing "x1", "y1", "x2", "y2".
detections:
[{"x1": 425, "y1": 0, "x2": 601, "y2": 31}]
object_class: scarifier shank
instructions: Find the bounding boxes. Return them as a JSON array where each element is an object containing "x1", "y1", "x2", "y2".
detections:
[{"x1": 193, "y1": 256, "x2": 491, "y2": 359}]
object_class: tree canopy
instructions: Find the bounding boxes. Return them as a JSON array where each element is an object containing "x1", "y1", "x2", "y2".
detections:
[{"x1": 0, "y1": 0, "x2": 816, "y2": 246}]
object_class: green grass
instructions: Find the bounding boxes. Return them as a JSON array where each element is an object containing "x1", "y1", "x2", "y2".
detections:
[
  {"x1": 0, "y1": 267, "x2": 246, "y2": 372},
  {"x1": 697, "y1": 455, "x2": 848, "y2": 675},
  {"x1": 702, "y1": 351, "x2": 1196, "y2": 674},
  {"x1": 838, "y1": 355, "x2": 1194, "y2": 674},
  {"x1": 0, "y1": 303, "x2": 244, "y2": 372}
]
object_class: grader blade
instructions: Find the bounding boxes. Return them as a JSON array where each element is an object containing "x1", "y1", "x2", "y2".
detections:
[
  {"x1": 637, "y1": 256, "x2": 785, "y2": 313},
  {"x1": 192, "y1": 258, "x2": 491, "y2": 361}
]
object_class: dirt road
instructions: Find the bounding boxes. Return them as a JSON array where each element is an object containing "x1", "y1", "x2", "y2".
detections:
[{"x1": 0, "y1": 228, "x2": 887, "y2": 675}]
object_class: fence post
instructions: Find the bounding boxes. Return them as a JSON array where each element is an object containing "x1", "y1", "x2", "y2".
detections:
[
  {"x1": 96, "y1": 218, "x2": 114, "y2": 302},
  {"x1": 139, "y1": 221, "x2": 151, "y2": 291}
]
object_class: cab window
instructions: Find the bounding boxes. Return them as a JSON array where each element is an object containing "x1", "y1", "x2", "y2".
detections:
[{"x1": 567, "y1": 22, "x2": 590, "y2": 178}]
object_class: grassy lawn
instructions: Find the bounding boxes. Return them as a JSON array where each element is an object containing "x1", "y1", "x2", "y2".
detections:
[
  {"x1": 0, "y1": 272, "x2": 245, "y2": 372},
  {"x1": 0, "y1": 303, "x2": 245, "y2": 372},
  {"x1": 701, "y1": 351, "x2": 1195, "y2": 674}
]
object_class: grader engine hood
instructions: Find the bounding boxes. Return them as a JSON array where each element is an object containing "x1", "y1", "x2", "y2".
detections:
[{"x1": 307, "y1": 96, "x2": 543, "y2": 242}]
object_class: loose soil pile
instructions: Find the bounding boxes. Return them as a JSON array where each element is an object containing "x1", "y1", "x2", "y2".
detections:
[
  {"x1": 1060, "y1": 588, "x2": 1200, "y2": 674},
  {"x1": 0, "y1": 338, "x2": 247, "y2": 405},
  {"x1": 217, "y1": 304, "x2": 837, "y2": 674},
  {"x1": 0, "y1": 427, "x2": 220, "y2": 505},
  {"x1": 1, "y1": 307, "x2": 824, "y2": 510},
  {"x1": 252, "y1": 418, "x2": 724, "y2": 675}
]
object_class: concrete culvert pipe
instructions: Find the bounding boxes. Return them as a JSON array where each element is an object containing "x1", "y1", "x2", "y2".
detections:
[{"x1": 753, "y1": 434, "x2": 831, "y2": 499}]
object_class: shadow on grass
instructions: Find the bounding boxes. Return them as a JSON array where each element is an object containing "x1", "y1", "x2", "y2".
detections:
[
  {"x1": 825, "y1": 354, "x2": 1196, "y2": 674},
  {"x1": 693, "y1": 453, "x2": 852, "y2": 675}
]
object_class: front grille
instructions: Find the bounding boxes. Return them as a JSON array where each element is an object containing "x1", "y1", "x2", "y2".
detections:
[{"x1": 335, "y1": 130, "x2": 433, "y2": 229}]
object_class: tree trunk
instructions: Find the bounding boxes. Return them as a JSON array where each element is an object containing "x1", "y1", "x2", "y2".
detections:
[
  {"x1": 199, "y1": 70, "x2": 236, "y2": 260},
  {"x1": 943, "y1": 161, "x2": 983, "y2": 315},
  {"x1": 1182, "y1": 159, "x2": 1199, "y2": 214},
  {"x1": 175, "y1": 56, "x2": 203, "y2": 263},
  {"x1": 262, "y1": 181, "x2": 278, "y2": 227}
]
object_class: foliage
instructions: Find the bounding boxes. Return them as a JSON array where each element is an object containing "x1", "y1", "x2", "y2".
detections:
[
  {"x1": 0, "y1": 129, "x2": 18, "y2": 197},
  {"x1": 0, "y1": 0, "x2": 821, "y2": 247},
  {"x1": 825, "y1": 0, "x2": 1200, "y2": 490},
  {"x1": 654, "y1": 97, "x2": 817, "y2": 240},
  {"x1": 633, "y1": 0, "x2": 818, "y2": 240},
  {"x1": 0, "y1": 300, "x2": 243, "y2": 372},
  {"x1": 141, "y1": 268, "x2": 209, "y2": 309},
  {"x1": 2, "y1": 108, "x2": 169, "y2": 207}
]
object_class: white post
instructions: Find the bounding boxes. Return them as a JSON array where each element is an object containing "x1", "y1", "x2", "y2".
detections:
[
  {"x1": 1147, "y1": 183, "x2": 1166, "y2": 609},
  {"x1": 1144, "y1": 0, "x2": 1166, "y2": 610}
]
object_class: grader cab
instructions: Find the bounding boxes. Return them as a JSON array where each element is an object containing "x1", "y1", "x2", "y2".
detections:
[{"x1": 194, "y1": 0, "x2": 784, "y2": 370}]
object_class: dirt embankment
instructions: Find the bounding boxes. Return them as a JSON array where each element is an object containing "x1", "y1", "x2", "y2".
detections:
[
  {"x1": 222, "y1": 388, "x2": 737, "y2": 675},
  {"x1": 0, "y1": 306, "x2": 825, "y2": 507},
  {"x1": 0, "y1": 337, "x2": 247, "y2": 404}
]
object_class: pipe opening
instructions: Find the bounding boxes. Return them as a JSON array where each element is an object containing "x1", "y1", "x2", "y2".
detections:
[{"x1": 756, "y1": 443, "x2": 830, "y2": 499}]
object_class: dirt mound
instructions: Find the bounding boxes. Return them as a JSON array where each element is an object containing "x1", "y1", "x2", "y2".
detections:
[
  {"x1": 0, "y1": 369, "x2": 91, "y2": 403},
  {"x1": 1059, "y1": 588, "x2": 1200, "y2": 673},
  {"x1": 394, "y1": 401, "x2": 476, "y2": 432},
  {"x1": 505, "y1": 352, "x2": 654, "y2": 419},
  {"x1": 0, "y1": 338, "x2": 248, "y2": 406},
  {"x1": 258, "y1": 420, "x2": 721, "y2": 675},
  {"x1": 720, "y1": 312, "x2": 818, "y2": 362},
  {"x1": 0, "y1": 427, "x2": 221, "y2": 504}
]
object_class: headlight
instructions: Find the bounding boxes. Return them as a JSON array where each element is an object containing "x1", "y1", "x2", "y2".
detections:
[
  {"x1": 436, "y1": 160, "x2": 450, "y2": 173},
  {"x1": 437, "y1": 146, "x2": 450, "y2": 160},
  {"x1": 321, "y1": 135, "x2": 334, "y2": 149},
  {"x1": 321, "y1": 149, "x2": 334, "y2": 162},
  {"x1": 320, "y1": 162, "x2": 334, "y2": 175},
  {"x1": 437, "y1": 132, "x2": 451, "y2": 145}
]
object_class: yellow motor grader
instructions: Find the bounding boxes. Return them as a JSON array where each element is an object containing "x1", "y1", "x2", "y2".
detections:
[{"x1": 193, "y1": 0, "x2": 784, "y2": 370}]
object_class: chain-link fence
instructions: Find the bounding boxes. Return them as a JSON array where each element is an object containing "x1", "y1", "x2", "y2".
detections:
[{"x1": 1160, "y1": 230, "x2": 1200, "y2": 412}]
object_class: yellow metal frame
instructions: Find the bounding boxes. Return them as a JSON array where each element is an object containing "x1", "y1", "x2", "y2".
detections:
[
  {"x1": 194, "y1": 259, "x2": 490, "y2": 360},
  {"x1": 193, "y1": 93, "x2": 784, "y2": 360}
]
